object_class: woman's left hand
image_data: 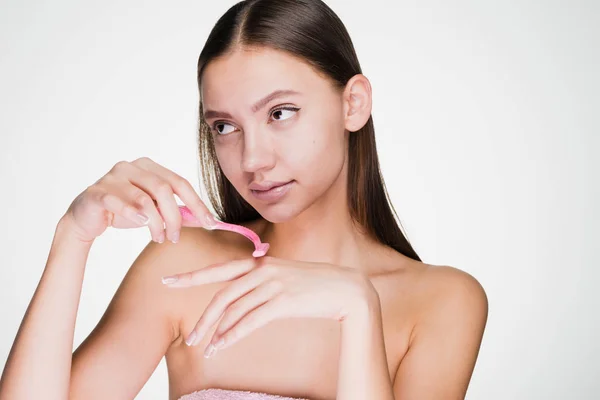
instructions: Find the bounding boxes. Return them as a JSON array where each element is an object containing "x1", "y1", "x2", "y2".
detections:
[{"x1": 161, "y1": 255, "x2": 378, "y2": 357}]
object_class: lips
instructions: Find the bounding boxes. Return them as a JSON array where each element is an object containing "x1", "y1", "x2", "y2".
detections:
[
  {"x1": 249, "y1": 180, "x2": 294, "y2": 202},
  {"x1": 249, "y1": 180, "x2": 291, "y2": 191}
]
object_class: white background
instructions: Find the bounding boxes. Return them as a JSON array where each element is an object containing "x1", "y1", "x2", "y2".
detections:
[{"x1": 1, "y1": 0, "x2": 598, "y2": 398}]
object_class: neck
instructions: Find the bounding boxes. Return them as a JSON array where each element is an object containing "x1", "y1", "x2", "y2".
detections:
[{"x1": 258, "y1": 169, "x2": 377, "y2": 271}]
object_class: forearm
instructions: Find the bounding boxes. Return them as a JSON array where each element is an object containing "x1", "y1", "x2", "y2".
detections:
[
  {"x1": 337, "y1": 294, "x2": 395, "y2": 400},
  {"x1": 0, "y1": 216, "x2": 93, "y2": 400}
]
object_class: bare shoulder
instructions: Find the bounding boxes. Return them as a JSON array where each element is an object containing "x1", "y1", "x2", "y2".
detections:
[
  {"x1": 68, "y1": 226, "x2": 233, "y2": 398},
  {"x1": 128, "y1": 225, "x2": 228, "y2": 283},
  {"x1": 387, "y1": 262, "x2": 488, "y2": 397},
  {"x1": 418, "y1": 264, "x2": 488, "y2": 309},
  {"x1": 99, "y1": 224, "x2": 240, "y2": 338},
  {"x1": 151, "y1": 222, "x2": 262, "y2": 341},
  {"x1": 98, "y1": 225, "x2": 231, "y2": 340},
  {"x1": 380, "y1": 258, "x2": 488, "y2": 334},
  {"x1": 407, "y1": 263, "x2": 488, "y2": 339}
]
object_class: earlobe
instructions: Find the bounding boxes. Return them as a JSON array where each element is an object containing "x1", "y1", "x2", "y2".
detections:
[{"x1": 343, "y1": 74, "x2": 372, "y2": 132}]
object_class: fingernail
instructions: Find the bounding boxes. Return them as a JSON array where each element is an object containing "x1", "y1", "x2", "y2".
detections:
[
  {"x1": 185, "y1": 331, "x2": 197, "y2": 346},
  {"x1": 136, "y1": 213, "x2": 150, "y2": 225},
  {"x1": 215, "y1": 337, "x2": 225, "y2": 350},
  {"x1": 171, "y1": 230, "x2": 180, "y2": 243},
  {"x1": 161, "y1": 276, "x2": 178, "y2": 284},
  {"x1": 157, "y1": 232, "x2": 165, "y2": 243},
  {"x1": 203, "y1": 214, "x2": 217, "y2": 229},
  {"x1": 204, "y1": 343, "x2": 217, "y2": 358}
]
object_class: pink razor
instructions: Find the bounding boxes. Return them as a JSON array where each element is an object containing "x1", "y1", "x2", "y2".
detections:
[{"x1": 178, "y1": 205, "x2": 270, "y2": 257}]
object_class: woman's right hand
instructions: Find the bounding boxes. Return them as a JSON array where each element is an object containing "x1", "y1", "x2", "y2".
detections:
[{"x1": 62, "y1": 157, "x2": 213, "y2": 244}]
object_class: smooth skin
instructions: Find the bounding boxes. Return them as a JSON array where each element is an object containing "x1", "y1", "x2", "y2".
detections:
[{"x1": 0, "y1": 45, "x2": 488, "y2": 400}]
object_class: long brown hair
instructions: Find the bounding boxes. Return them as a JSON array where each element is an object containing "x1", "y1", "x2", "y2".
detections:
[{"x1": 196, "y1": 0, "x2": 421, "y2": 261}]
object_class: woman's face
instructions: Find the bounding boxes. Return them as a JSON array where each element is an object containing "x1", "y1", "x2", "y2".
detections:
[{"x1": 200, "y1": 46, "x2": 352, "y2": 223}]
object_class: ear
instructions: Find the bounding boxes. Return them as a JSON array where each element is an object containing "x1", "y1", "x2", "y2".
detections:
[{"x1": 343, "y1": 74, "x2": 372, "y2": 132}]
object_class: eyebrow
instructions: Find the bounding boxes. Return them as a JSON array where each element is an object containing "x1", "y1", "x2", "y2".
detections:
[{"x1": 203, "y1": 89, "x2": 301, "y2": 120}]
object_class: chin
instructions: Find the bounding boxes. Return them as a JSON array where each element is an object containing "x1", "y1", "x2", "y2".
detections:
[{"x1": 251, "y1": 202, "x2": 304, "y2": 224}]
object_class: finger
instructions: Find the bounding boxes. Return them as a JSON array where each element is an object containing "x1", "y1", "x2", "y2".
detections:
[
  {"x1": 110, "y1": 161, "x2": 168, "y2": 242},
  {"x1": 128, "y1": 163, "x2": 181, "y2": 243},
  {"x1": 178, "y1": 205, "x2": 211, "y2": 228},
  {"x1": 162, "y1": 258, "x2": 258, "y2": 287},
  {"x1": 117, "y1": 181, "x2": 163, "y2": 230},
  {"x1": 94, "y1": 189, "x2": 150, "y2": 227},
  {"x1": 186, "y1": 269, "x2": 273, "y2": 346},
  {"x1": 130, "y1": 188, "x2": 166, "y2": 243},
  {"x1": 133, "y1": 157, "x2": 213, "y2": 228},
  {"x1": 213, "y1": 280, "x2": 283, "y2": 339},
  {"x1": 205, "y1": 299, "x2": 281, "y2": 357}
]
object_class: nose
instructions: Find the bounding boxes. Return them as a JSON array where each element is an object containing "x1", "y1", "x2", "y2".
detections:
[{"x1": 240, "y1": 129, "x2": 276, "y2": 173}]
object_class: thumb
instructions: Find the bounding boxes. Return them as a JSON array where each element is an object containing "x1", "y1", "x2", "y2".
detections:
[{"x1": 179, "y1": 205, "x2": 217, "y2": 229}]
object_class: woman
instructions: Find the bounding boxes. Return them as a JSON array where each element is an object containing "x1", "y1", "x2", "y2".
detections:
[{"x1": 0, "y1": 0, "x2": 488, "y2": 399}]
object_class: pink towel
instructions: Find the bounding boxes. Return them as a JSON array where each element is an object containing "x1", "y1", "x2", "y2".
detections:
[{"x1": 178, "y1": 388, "x2": 309, "y2": 400}]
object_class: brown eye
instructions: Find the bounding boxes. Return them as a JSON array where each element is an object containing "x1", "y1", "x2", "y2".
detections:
[
  {"x1": 271, "y1": 107, "x2": 299, "y2": 122},
  {"x1": 213, "y1": 122, "x2": 235, "y2": 135}
]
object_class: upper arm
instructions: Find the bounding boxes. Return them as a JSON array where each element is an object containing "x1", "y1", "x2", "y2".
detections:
[
  {"x1": 393, "y1": 266, "x2": 488, "y2": 400},
  {"x1": 69, "y1": 228, "x2": 211, "y2": 399}
]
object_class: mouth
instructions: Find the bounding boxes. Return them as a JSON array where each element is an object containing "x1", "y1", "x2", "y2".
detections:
[
  {"x1": 249, "y1": 180, "x2": 294, "y2": 202},
  {"x1": 249, "y1": 180, "x2": 292, "y2": 191}
]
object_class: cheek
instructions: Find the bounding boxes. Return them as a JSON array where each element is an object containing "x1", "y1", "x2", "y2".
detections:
[
  {"x1": 285, "y1": 134, "x2": 345, "y2": 193},
  {"x1": 214, "y1": 146, "x2": 242, "y2": 182},
  {"x1": 284, "y1": 117, "x2": 346, "y2": 179}
]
